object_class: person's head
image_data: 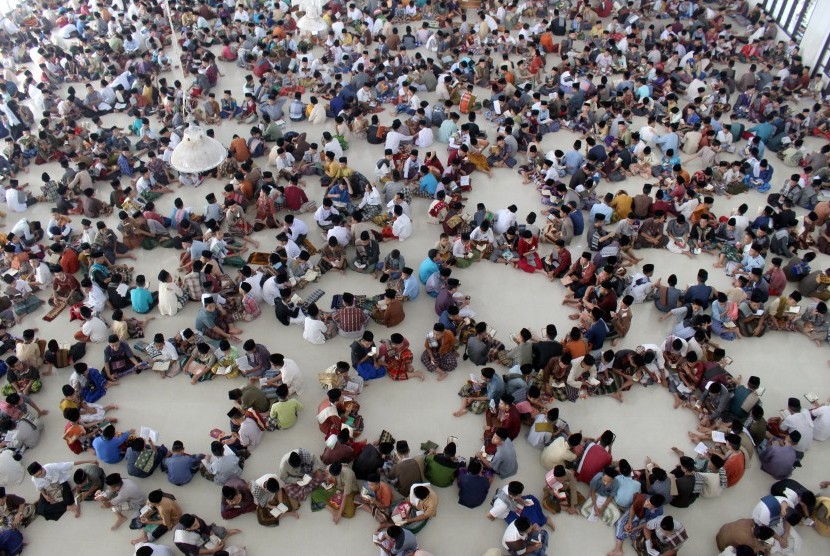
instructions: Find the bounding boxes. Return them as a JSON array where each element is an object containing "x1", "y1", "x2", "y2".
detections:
[
  {"x1": 148, "y1": 489, "x2": 164, "y2": 505},
  {"x1": 493, "y1": 427, "x2": 509, "y2": 445},
  {"x1": 413, "y1": 485, "x2": 430, "y2": 502}
]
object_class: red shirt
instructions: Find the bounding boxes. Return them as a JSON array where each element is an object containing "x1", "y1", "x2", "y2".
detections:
[
  {"x1": 60, "y1": 249, "x2": 80, "y2": 275},
  {"x1": 283, "y1": 186, "x2": 309, "y2": 211}
]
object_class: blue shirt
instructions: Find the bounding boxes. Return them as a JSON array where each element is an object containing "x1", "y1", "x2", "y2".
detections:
[
  {"x1": 563, "y1": 150, "x2": 585, "y2": 174},
  {"x1": 419, "y1": 173, "x2": 438, "y2": 196},
  {"x1": 569, "y1": 210, "x2": 585, "y2": 236},
  {"x1": 439, "y1": 310, "x2": 454, "y2": 331},
  {"x1": 584, "y1": 319, "x2": 609, "y2": 350},
  {"x1": 613, "y1": 475, "x2": 642, "y2": 508},
  {"x1": 418, "y1": 258, "x2": 439, "y2": 284},
  {"x1": 130, "y1": 287, "x2": 153, "y2": 313},
  {"x1": 486, "y1": 374, "x2": 506, "y2": 404},
  {"x1": 92, "y1": 433, "x2": 130, "y2": 464},
  {"x1": 458, "y1": 470, "x2": 491, "y2": 508},
  {"x1": 654, "y1": 132, "x2": 679, "y2": 155},
  {"x1": 164, "y1": 453, "x2": 203, "y2": 485},
  {"x1": 589, "y1": 203, "x2": 613, "y2": 223},
  {"x1": 402, "y1": 275, "x2": 420, "y2": 300}
]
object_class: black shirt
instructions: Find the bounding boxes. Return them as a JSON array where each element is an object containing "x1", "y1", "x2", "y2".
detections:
[
  {"x1": 532, "y1": 340, "x2": 563, "y2": 371},
  {"x1": 352, "y1": 445, "x2": 383, "y2": 481}
]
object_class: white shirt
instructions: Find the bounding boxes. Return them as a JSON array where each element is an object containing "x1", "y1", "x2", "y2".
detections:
[
  {"x1": 502, "y1": 519, "x2": 529, "y2": 550},
  {"x1": 242, "y1": 273, "x2": 264, "y2": 303},
  {"x1": 392, "y1": 214, "x2": 412, "y2": 240},
  {"x1": 281, "y1": 239, "x2": 301, "y2": 260},
  {"x1": 5, "y1": 189, "x2": 27, "y2": 213},
  {"x1": 781, "y1": 409, "x2": 814, "y2": 452},
  {"x1": 135, "y1": 543, "x2": 173, "y2": 556},
  {"x1": 262, "y1": 276, "x2": 280, "y2": 306},
  {"x1": 31, "y1": 461, "x2": 75, "y2": 490},
  {"x1": 10, "y1": 218, "x2": 31, "y2": 240},
  {"x1": 810, "y1": 406, "x2": 830, "y2": 442},
  {"x1": 324, "y1": 139, "x2": 343, "y2": 160},
  {"x1": 327, "y1": 226, "x2": 352, "y2": 246},
  {"x1": 470, "y1": 227, "x2": 495, "y2": 243},
  {"x1": 493, "y1": 209, "x2": 517, "y2": 235},
  {"x1": 489, "y1": 486, "x2": 514, "y2": 519},
  {"x1": 34, "y1": 263, "x2": 52, "y2": 286},
  {"x1": 415, "y1": 127, "x2": 434, "y2": 148},
  {"x1": 303, "y1": 317, "x2": 328, "y2": 344},
  {"x1": 286, "y1": 219, "x2": 309, "y2": 242},
  {"x1": 82, "y1": 317, "x2": 109, "y2": 343},
  {"x1": 275, "y1": 358, "x2": 304, "y2": 396},
  {"x1": 86, "y1": 285, "x2": 107, "y2": 314},
  {"x1": 358, "y1": 188, "x2": 381, "y2": 210},
  {"x1": 385, "y1": 130, "x2": 413, "y2": 154},
  {"x1": 238, "y1": 417, "x2": 263, "y2": 449}
]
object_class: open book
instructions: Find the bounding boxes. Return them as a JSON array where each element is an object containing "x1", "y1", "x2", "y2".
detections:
[
  {"x1": 269, "y1": 503, "x2": 290, "y2": 518},
  {"x1": 235, "y1": 357, "x2": 253, "y2": 372},
  {"x1": 214, "y1": 365, "x2": 234, "y2": 376},
  {"x1": 297, "y1": 474, "x2": 312, "y2": 487},
  {"x1": 151, "y1": 361, "x2": 170, "y2": 371},
  {"x1": 711, "y1": 431, "x2": 726, "y2": 444},
  {"x1": 140, "y1": 427, "x2": 159, "y2": 444}
]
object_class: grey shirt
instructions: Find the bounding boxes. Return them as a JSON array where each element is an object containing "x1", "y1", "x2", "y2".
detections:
[{"x1": 491, "y1": 439, "x2": 518, "y2": 478}]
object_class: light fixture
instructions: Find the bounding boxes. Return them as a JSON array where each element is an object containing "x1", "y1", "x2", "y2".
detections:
[
  {"x1": 170, "y1": 122, "x2": 227, "y2": 173},
  {"x1": 163, "y1": 0, "x2": 226, "y2": 173}
]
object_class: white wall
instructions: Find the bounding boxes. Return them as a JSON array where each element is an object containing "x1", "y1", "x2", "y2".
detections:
[{"x1": 747, "y1": 0, "x2": 830, "y2": 71}]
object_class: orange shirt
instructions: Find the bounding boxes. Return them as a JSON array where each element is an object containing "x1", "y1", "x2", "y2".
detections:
[
  {"x1": 724, "y1": 451, "x2": 745, "y2": 487},
  {"x1": 563, "y1": 339, "x2": 587, "y2": 358},
  {"x1": 238, "y1": 179, "x2": 254, "y2": 200},
  {"x1": 229, "y1": 137, "x2": 250, "y2": 163}
]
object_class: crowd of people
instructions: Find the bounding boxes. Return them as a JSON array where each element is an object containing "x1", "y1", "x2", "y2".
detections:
[{"x1": 0, "y1": 0, "x2": 829, "y2": 555}]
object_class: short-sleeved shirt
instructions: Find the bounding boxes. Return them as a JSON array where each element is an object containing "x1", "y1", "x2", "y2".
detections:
[
  {"x1": 130, "y1": 287, "x2": 154, "y2": 313},
  {"x1": 238, "y1": 417, "x2": 263, "y2": 449},
  {"x1": 490, "y1": 439, "x2": 518, "y2": 478},
  {"x1": 269, "y1": 398, "x2": 303, "y2": 429}
]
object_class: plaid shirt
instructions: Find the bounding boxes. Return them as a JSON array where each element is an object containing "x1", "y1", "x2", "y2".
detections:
[
  {"x1": 118, "y1": 155, "x2": 134, "y2": 177},
  {"x1": 242, "y1": 293, "x2": 261, "y2": 318},
  {"x1": 41, "y1": 180, "x2": 60, "y2": 202},
  {"x1": 249, "y1": 480, "x2": 271, "y2": 507},
  {"x1": 652, "y1": 520, "x2": 688, "y2": 549},
  {"x1": 182, "y1": 273, "x2": 204, "y2": 301},
  {"x1": 333, "y1": 306, "x2": 368, "y2": 332}
]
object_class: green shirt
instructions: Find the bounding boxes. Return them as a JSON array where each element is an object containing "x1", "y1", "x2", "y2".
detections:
[{"x1": 269, "y1": 398, "x2": 304, "y2": 429}]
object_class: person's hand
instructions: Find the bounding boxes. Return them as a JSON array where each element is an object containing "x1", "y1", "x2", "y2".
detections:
[{"x1": 820, "y1": 481, "x2": 830, "y2": 489}]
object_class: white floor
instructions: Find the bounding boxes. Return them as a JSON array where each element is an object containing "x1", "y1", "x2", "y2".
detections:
[{"x1": 5, "y1": 19, "x2": 830, "y2": 556}]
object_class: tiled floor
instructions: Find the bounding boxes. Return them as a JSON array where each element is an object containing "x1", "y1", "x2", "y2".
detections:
[{"x1": 6, "y1": 20, "x2": 830, "y2": 556}]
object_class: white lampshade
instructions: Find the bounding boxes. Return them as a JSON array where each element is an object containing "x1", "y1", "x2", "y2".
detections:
[{"x1": 170, "y1": 123, "x2": 227, "y2": 174}]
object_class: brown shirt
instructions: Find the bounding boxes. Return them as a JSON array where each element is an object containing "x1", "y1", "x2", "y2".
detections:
[
  {"x1": 632, "y1": 194, "x2": 652, "y2": 219},
  {"x1": 387, "y1": 456, "x2": 424, "y2": 496},
  {"x1": 382, "y1": 299, "x2": 405, "y2": 327}
]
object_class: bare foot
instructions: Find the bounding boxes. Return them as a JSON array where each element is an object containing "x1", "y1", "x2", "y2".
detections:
[
  {"x1": 111, "y1": 514, "x2": 126, "y2": 530},
  {"x1": 453, "y1": 409, "x2": 468, "y2": 417},
  {"x1": 436, "y1": 371, "x2": 448, "y2": 381},
  {"x1": 671, "y1": 446, "x2": 684, "y2": 456}
]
